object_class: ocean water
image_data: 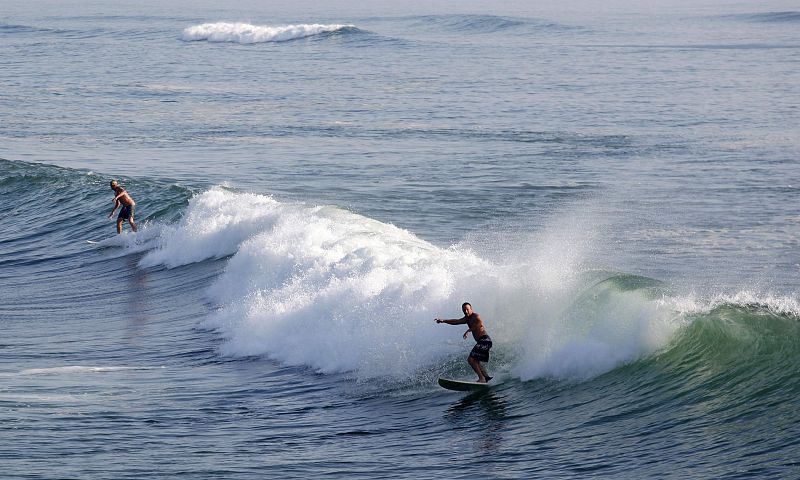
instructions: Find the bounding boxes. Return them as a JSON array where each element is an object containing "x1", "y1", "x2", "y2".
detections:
[{"x1": 2, "y1": 0, "x2": 799, "y2": 477}]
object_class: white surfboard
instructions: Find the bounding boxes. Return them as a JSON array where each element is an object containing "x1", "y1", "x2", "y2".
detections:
[
  {"x1": 86, "y1": 240, "x2": 100, "y2": 244},
  {"x1": 438, "y1": 377, "x2": 492, "y2": 392}
]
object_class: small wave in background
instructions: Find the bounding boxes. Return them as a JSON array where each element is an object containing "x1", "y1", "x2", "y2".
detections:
[
  {"x1": 721, "y1": 11, "x2": 800, "y2": 23},
  {"x1": 399, "y1": 13, "x2": 579, "y2": 35},
  {"x1": 180, "y1": 22, "x2": 357, "y2": 44}
]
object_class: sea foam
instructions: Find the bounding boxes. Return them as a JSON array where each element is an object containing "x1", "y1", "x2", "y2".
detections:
[
  {"x1": 147, "y1": 188, "x2": 686, "y2": 381},
  {"x1": 181, "y1": 22, "x2": 353, "y2": 44}
]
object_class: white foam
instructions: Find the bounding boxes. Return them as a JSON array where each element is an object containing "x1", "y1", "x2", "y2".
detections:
[
  {"x1": 181, "y1": 22, "x2": 353, "y2": 44},
  {"x1": 202, "y1": 197, "x2": 492, "y2": 378},
  {"x1": 140, "y1": 187, "x2": 282, "y2": 268},
  {"x1": 672, "y1": 290, "x2": 800, "y2": 318},
  {"x1": 92, "y1": 222, "x2": 161, "y2": 257},
  {"x1": 169, "y1": 188, "x2": 686, "y2": 381}
]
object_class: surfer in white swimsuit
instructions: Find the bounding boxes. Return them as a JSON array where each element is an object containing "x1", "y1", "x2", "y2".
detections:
[{"x1": 435, "y1": 302, "x2": 493, "y2": 383}]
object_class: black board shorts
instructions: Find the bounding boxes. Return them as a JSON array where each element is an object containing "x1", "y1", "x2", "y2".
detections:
[
  {"x1": 469, "y1": 335, "x2": 492, "y2": 362},
  {"x1": 118, "y1": 204, "x2": 135, "y2": 220}
]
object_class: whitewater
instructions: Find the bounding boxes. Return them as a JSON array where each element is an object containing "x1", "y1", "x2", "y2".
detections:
[
  {"x1": 181, "y1": 22, "x2": 355, "y2": 44},
  {"x1": 2, "y1": 0, "x2": 799, "y2": 478}
]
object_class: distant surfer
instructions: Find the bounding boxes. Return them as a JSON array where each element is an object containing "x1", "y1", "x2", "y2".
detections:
[
  {"x1": 108, "y1": 180, "x2": 137, "y2": 234},
  {"x1": 435, "y1": 302, "x2": 493, "y2": 383}
]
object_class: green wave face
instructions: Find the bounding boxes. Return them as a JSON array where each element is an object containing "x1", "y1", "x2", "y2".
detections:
[{"x1": 666, "y1": 302, "x2": 800, "y2": 396}]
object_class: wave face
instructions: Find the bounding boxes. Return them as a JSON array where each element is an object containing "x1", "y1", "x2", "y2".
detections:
[
  {"x1": 180, "y1": 22, "x2": 356, "y2": 43},
  {"x1": 625, "y1": 296, "x2": 800, "y2": 430}
]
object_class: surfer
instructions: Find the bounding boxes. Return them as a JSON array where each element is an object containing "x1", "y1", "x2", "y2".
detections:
[
  {"x1": 435, "y1": 302, "x2": 493, "y2": 383},
  {"x1": 108, "y1": 180, "x2": 138, "y2": 234}
]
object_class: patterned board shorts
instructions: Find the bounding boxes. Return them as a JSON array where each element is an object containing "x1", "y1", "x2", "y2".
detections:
[
  {"x1": 469, "y1": 335, "x2": 492, "y2": 362},
  {"x1": 118, "y1": 204, "x2": 135, "y2": 220}
]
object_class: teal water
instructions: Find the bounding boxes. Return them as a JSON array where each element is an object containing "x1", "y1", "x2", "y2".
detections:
[{"x1": 1, "y1": 0, "x2": 799, "y2": 477}]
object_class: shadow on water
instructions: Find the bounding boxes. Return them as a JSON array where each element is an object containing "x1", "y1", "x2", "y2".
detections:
[{"x1": 444, "y1": 390, "x2": 508, "y2": 453}]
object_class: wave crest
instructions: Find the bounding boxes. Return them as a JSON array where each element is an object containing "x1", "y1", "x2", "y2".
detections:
[{"x1": 181, "y1": 22, "x2": 355, "y2": 44}]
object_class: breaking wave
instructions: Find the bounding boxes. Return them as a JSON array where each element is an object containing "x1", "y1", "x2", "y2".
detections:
[{"x1": 181, "y1": 22, "x2": 357, "y2": 44}]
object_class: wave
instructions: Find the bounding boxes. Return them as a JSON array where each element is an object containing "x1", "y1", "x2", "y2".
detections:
[
  {"x1": 403, "y1": 14, "x2": 577, "y2": 34},
  {"x1": 410, "y1": 14, "x2": 526, "y2": 33},
  {"x1": 134, "y1": 188, "x2": 682, "y2": 380},
  {"x1": 628, "y1": 297, "x2": 800, "y2": 411},
  {"x1": 0, "y1": 22, "x2": 72, "y2": 36},
  {"x1": 139, "y1": 188, "x2": 800, "y2": 388},
  {"x1": 721, "y1": 11, "x2": 800, "y2": 23},
  {"x1": 5, "y1": 162, "x2": 797, "y2": 387},
  {"x1": 0, "y1": 159, "x2": 194, "y2": 268},
  {"x1": 180, "y1": 22, "x2": 357, "y2": 44},
  {"x1": 0, "y1": 23, "x2": 44, "y2": 34}
]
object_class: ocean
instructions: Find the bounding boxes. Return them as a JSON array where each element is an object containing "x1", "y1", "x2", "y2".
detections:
[{"x1": 1, "y1": 0, "x2": 799, "y2": 477}]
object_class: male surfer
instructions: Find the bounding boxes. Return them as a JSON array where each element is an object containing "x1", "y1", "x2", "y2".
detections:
[
  {"x1": 108, "y1": 180, "x2": 137, "y2": 234},
  {"x1": 435, "y1": 302, "x2": 493, "y2": 383}
]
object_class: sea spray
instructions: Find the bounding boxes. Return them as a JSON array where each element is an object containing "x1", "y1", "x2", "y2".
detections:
[
  {"x1": 512, "y1": 275, "x2": 683, "y2": 381},
  {"x1": 470, "y1": 212, "x2": 683, "y2": 382}
]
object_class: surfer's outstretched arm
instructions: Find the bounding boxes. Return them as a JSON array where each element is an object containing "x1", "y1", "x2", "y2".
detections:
[{"x1": 434, "y1": 316, "x2": 467, "y2": 325}]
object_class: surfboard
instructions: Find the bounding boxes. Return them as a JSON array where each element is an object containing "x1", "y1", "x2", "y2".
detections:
[
  {"x1": 438, "y1": 378, "x2": 491, "y2": 392},
  {"x1": 86, "y1": 240, "x2": 100, "y2": 244}
]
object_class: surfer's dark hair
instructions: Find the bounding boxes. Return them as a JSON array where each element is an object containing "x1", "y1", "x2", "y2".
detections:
[{"x1": 462, "y1": 302, "x2": 471, "y2": 309}]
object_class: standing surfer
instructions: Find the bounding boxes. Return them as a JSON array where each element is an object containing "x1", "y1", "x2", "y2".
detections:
[
  {"x1": 108, "y1": 180, "x2": 137, "y2": 234},
  {"x1": 435, "y1": 302, "x2": 493, "y2": 383}
]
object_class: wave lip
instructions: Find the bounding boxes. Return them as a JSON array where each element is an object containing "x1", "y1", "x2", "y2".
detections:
[{"x1": 181, "y1": 22, "x2": 355, "y2": 44}]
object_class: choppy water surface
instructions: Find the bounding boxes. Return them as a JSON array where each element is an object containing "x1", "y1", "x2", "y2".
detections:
[{"x1": 1, "y1": 0, "x2": 799, "y2": 477}]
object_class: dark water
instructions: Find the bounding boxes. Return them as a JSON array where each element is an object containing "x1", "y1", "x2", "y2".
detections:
[{"x1": 2, "y1": 0, "x2": 800, "y2": 477}]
